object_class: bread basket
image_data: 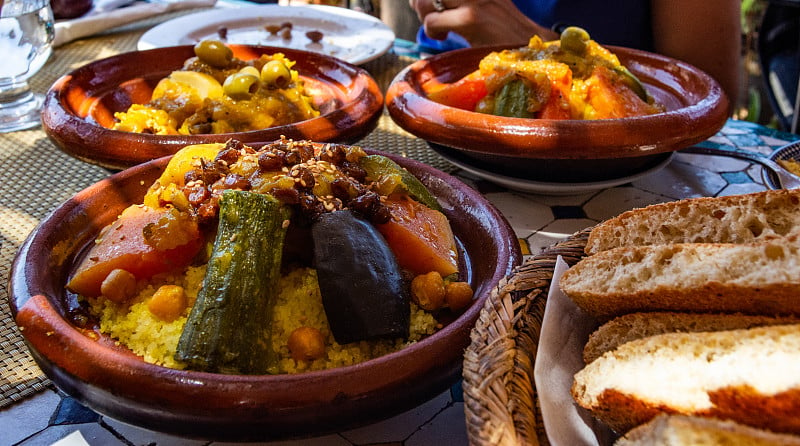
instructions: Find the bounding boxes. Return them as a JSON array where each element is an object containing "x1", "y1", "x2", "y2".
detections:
[{"x1": 463, "y1": 227, "x2": 592, "y2": 446}]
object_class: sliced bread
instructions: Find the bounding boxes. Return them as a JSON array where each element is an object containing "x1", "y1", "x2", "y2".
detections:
[
  {"x1": 572, "y1": 324, "x2": 800, "y2": 435},
  {"x1": 584, "y1": 312, "x2": 800, "y2": 364},
  {"x1": 585, "y1": 189, "x2": 800, "y2": 255},
  {"x1": 559, "y1": 238, "x2": 800, "y2": 321},
  {"x1": 615, "y1": 414, "x2": 800, "y2": 445}
]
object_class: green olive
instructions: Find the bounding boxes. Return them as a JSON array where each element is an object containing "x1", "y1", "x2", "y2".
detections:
[
  {"x1": 560, "y1": 26, "x2": 591, "y2": 55},
  {"x1": 194, "y1": 40, "x2": 234, "y2": 68},
  {"x1": 223, "y1": 72, "x2": 259, "y2": 99},
  {"x1": 238, "y1": 66, "x2": 261, "y2": 78},
  {"x1": 260, "y1": 60, "x2": 292, "y2": 89}
]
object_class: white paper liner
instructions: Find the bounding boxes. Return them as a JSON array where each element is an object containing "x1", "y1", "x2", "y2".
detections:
[
  {"x1": 54, "y1": 0, "x2": 217, "y2": 47},
  {"x1": 533, "y1": 256, "x2": 617, "y2": 446}
]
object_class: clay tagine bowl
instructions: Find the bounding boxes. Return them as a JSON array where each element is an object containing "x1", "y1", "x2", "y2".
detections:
[
  {"x1": 42, "y1": 45, "x2": 384, "y2": 171},
  {"x1": 8, "y1": 146, "x2": 522, "y2": 441},
  {"x1": 386, "y1": 44, "x2": 730, "y2": 183}
]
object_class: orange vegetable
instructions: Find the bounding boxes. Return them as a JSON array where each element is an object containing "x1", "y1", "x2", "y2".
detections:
[
  {"x1": 586, "y1": 65, "x2": 661, "y2": 119},
  {"x1": 376, "y1": 195, "x2": 458, "y2": 277},
  {"x1": 67, "y1": 205, "x2": 203, "y2": 297},
  {"x1": 425, "y1": 70, "x2": 488, "y2": 111},
  {"x1": 536, "y1": 65, "x2": 572, "y2": 119}
]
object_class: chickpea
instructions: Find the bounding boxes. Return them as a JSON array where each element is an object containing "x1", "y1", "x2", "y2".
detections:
[
  {"x1": 100, "y1": 269, "x2": 137, "y2": 303},
  {"x1": 287, "y1": 326, "x2": 326, "y2": 362},
  {"x1": 260, "y1": 60, "x2": 292, "y2": 89},
  {"x1": 147, "y1": 285, "x2": 188, "y2": 322},
  {"x1": 193, "y1": 40, "x2": 233, "y2": 68},
  {"x1": 223, "y1": 72, "x2": 259, "y2": 100},
  {"x1": 445, "y1": 281, "x2": 474, "y2": 312},
  {"x1": 411, "y1": 271, "x2": 446, "y2": 311}
]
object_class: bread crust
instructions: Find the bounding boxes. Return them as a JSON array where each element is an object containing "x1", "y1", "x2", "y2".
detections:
[
  {"x1": 579, "y1": 386, "x2": 800, "y2": 435},
  {"x1": 616, "y1": 414, "x2": 800, "y2": 445},
  {"x1": 568, "y1": 281, "x2": 800, "y2": 321},
  {"x1": 584, "y1": 312, "x2": 800, "y2": 364},
  {"x1": 572, "y1": 324, "x2": 800, "y2": 436},
  {"x1": 560, "y1": 240, "x2": 800, "y2": 321},
  {"x1": 585, "y1": 189, "x2": 800, "y2": 255}
]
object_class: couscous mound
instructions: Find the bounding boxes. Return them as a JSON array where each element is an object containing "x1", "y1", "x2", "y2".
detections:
[{"x1": 88, "y1": 265, "x2": 439, "y2": 373}]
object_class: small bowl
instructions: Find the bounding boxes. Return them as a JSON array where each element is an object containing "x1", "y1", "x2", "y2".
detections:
[
  {"x1": 765, "y1": 140, "x2": 800, "y2": 189},
  {"x1": 8, "y1": 146, "x2": 521, "y2": 441},
  {"x1": 42, "y1": 45, "x2": 384, "y2": 171},
  {"x1": 385, "y1": 45, "x2": 730, "y2": 183}
]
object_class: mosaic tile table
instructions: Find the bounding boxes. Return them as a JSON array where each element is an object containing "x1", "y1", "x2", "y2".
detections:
[{"x1": 2, "y1": 6, "x2": 800, "y2": 446}]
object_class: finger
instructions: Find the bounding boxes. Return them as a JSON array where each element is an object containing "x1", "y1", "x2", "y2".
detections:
[
  {"x1": 418, "y1": 0, "x2": 454, "y2": 17},
  {"x1": 422, "y1": 7, "x2": 472, "y2": 41}
]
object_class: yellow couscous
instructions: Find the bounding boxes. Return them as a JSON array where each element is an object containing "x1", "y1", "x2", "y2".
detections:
[{"x1": 87, "y1": 265, "x2": 439, "y2": 373}]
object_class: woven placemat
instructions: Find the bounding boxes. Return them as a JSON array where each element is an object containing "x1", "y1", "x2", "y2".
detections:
[{"x1": 0, "y1": 10, "x2": 451, "y2": 409}]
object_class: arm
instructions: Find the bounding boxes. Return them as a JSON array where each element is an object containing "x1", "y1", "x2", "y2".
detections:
[
  {"x1": 650, "y1": 0, "x2": 741, "y2": 112},
  {"x1": 408, "y1": 0, "x2": 558, "y2": 46}
]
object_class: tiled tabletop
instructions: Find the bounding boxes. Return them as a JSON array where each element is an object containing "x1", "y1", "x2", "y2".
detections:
[
  {"x1": 3, "y1": 3, "x2": 800, "y2": 446},
  {"x1": 4, "y1": 122, "x2": 799, "y2": 446}
]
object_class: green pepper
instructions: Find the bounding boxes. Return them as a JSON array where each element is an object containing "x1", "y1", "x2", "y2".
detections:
[
  {"x1": 359, "y1": 154, "x2": 443, "y2": 212},
  {"x1": 614, "y1": 66, "x2": 649, "y2": 102}
]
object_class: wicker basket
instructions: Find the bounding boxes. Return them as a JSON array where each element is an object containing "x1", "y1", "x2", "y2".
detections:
[{"x1": 463, "y1": 227, "x2": 592, "y2": 446}]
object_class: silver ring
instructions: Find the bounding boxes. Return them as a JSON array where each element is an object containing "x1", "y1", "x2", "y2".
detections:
[{"x1": 432, "y1": 0, "x2": 446, "y2": 12}]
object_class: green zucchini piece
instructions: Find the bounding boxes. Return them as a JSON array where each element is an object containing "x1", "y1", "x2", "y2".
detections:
[
  {"x1": 312, "y1": 209, "x2": 410, "y2": 344},
  {"x1": 359, "y1": 154, "x2": 443, "y2": 212},
  {"x1": 176, "y1": 190, "x2": 290, "y2": 374},
  {"x1": 493, "y1": 79, "x2": 535, "y2": 118}
]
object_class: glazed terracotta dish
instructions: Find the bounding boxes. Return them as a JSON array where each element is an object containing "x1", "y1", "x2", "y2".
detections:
[
  {"x1": 8, "y1": 145, "x2": 521, "y2": 441},
  {"x1": 385, "y1": 44, "x2": 730, "y2": 183},
  {"x1": 42, "y1": 45, "x2": 383, "y2": 171}
]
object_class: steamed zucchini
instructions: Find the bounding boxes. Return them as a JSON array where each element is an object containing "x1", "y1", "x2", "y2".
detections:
[{"x1": 176, "y1": 190, "x2": 290, "y2": 374}]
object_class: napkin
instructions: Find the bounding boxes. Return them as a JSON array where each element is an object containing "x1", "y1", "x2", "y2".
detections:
[
  {"x1": 533, "y1": 256, "x2": 617, "y2": 446},
  {"x1": 53, "y1": 0, "x2": 218, "y2": 47}
]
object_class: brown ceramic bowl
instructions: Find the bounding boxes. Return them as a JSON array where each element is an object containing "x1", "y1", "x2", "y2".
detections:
[
  {"x1": 386, "y1": 45, "x2": 730, "y2": 183},
  {"x1": 42, "y1": 45, "x2": 384, "y2": 171},
  {"x1": 8, "y1": 145, "x2": 521, "y2": 441}
]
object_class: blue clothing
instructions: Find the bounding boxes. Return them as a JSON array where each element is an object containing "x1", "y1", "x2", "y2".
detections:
[
  {"x1": 417, "y1": 0, "x2": 654, "y2": 52},
  {"x1": 514, "y1": 0, "x2": 653, "y2": 51}
]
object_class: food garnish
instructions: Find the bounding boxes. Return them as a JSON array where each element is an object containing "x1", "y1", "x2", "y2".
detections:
[
  {"x1": 68, "y1": 139, "x2": 474, "y2": 375},
  {"x1": 425, "y1": 27, "x2": 664, "y2": 120},
  {"x1": 113, "y1": 40, "x2": 320, "y2": 135}
]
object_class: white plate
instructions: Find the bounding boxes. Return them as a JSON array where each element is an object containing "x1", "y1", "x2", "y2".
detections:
[
  {"x1": 138, "y1": 5, "x2": 395, "y2": 65},
  {"x1": 437, "y1": 150, "x2": 674, "y2": 195}
]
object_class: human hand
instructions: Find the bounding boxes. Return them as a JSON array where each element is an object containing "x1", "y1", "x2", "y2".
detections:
[{"x1": 408, "y1": 0, "x2": 555, "y2": 46}]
